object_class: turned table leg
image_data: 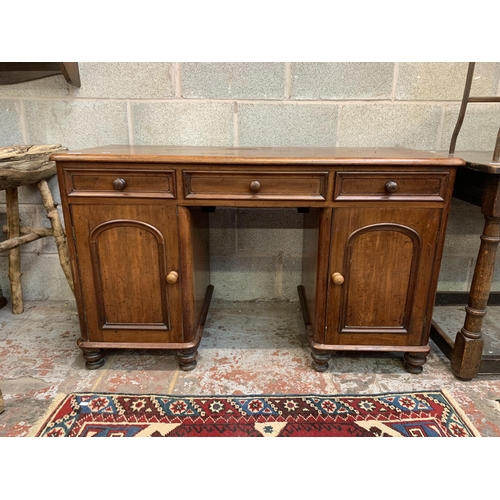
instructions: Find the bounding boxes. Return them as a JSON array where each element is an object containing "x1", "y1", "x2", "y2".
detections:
[
  {"x1": 6, "y1": 188, "x2": 23, "y2": 314},
  {"x1": 451, "y1": 212, "x2": 500, "y2": 380}
]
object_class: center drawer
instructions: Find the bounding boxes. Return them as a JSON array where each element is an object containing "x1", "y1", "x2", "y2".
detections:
[{"x1": 183, "y1": 171, "x2": 328, "y2": 201}]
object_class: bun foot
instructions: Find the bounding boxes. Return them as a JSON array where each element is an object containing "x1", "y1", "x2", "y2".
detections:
[
  {"x1": 178, "y1": 348, "x2": 198, "y2": 371},
  {"x1": 82, "y1": 348, "x2": 106, "y2": 370},
  {"x1": 311, "y1": 349, "x2": 332, "y2": 372},
  {"x1": 403, "y1": 352, "x2": 427, "y2": 374}
]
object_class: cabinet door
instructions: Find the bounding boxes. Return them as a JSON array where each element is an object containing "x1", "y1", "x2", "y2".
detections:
[
  {"x1": 70, "y1": 204, "x2": 183, "y2": 344},
  {"x1": 326, "y1": 207, "x2": 442, "y2": 347}
]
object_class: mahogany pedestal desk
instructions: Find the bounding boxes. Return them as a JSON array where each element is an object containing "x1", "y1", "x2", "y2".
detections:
[
  {"x1": 51, "y1": 146, "x2": 463, "y2": 373},
  {"x1": 431, "y1": 151, "x2": 500, "y2": 380}
]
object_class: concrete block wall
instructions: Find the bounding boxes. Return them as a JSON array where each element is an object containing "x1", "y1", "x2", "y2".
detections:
[{"x1": 1, "y1": 62, "x2": 500, "y2": 302}]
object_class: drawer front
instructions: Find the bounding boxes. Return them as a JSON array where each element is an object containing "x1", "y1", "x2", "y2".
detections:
[
  {"x1": 66, "y1": 169, "x2": 176, "y2": 198},
  {"x1": 334, "y1": 171, "x2": 449, "y2": 201},
  {"x1": 183, "y1": 171, "x2": 328, "y2": 201}
]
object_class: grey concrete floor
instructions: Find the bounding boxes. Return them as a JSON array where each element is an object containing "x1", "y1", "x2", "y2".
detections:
[{"x1": 1, "y1": 299, "x2": 500, "y2": 437}]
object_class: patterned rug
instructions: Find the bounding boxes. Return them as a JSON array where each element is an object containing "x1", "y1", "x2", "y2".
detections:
[{"x1": 30, "y1": 390, "x2": 480, "y2": 437}]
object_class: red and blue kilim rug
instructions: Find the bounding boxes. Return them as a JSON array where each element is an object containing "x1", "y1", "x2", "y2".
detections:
[{"x1": 30, "y1": 390, "x2": 480, "y2": 437}]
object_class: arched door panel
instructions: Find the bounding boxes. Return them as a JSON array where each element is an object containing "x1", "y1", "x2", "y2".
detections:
[
  {"x1": 326, "y1": 207, "x2": 441, "y2": 346},
  {"x1": 71, "y1": 204, "x2": 183, "y2": 343}
]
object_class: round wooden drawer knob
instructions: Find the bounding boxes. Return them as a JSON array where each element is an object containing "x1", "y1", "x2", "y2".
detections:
[
  {"x1": 332, "y1": 272, "x2": 344, "y2": 285},
  {"x1": 249, "y1": 180, "x2": 262, "y2": 193},
  {"x1": 166, "y1": 271, "x2": 179, "y2": 284},
  {"x1": 112, "y1": 178, "x2": 127, "y2": 191},
  {"x1": 385, "y1": 180, "x2": 398, "y2": 193}
]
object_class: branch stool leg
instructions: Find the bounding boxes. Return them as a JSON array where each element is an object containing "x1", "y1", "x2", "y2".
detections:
[
  {"x1": 5, "y1": 188, "x2": 23, "y2": 314},
  {"x1": 37, "y1": 179, "x2": 74, "y2": 294}
]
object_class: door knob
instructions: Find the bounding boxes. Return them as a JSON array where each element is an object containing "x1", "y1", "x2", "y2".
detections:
[
  {"x1": 166, "y1": 271, "x2": 178, "y2": 284},
  {"x1": 331, "y1": 272, "x2": 344, "y2": 285}
]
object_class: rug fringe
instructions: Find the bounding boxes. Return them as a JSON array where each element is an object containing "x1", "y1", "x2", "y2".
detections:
[
  {"x1": 441, "y1": 388, "x2": 482, "y2": 437},
  {"x1": 27, "y1": 393, "x2": 68, "y2": 437}
]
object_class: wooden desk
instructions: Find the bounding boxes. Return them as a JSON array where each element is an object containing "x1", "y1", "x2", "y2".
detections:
[
  {"x1": 52, "y1": 146, "x2": 463, "y2": 373},
  {"x1": 431, "y1": 151, "x2": 500, "y2": 380}
]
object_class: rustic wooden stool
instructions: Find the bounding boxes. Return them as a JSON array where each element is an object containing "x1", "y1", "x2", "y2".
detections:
[{"x1": 0, "y1": 145, "x2": 74, "y2": 314}]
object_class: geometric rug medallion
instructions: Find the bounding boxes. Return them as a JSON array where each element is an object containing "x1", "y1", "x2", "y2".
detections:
[{"x1": 30, "y1": 390, "x2": 480, "y2": 437}]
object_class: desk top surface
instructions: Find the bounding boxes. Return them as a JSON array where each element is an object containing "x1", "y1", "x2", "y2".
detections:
[{"x1": 51, "y1": 145, "x2": 465, "y2": 167}]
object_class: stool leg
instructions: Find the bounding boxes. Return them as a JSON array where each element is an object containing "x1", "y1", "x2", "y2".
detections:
[
  {"x1": 6, "y1": 188, "x2": 23, "y2": 314},
  {"x1": 36, "y1": 179, "x2": 74, "y2": 294}
]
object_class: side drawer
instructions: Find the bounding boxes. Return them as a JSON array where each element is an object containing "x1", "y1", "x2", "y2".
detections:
[
  {"x1": 333, "y1": 171, "x2": 449, "y2": 201},
  {"x1": 65, "y1": 169, "x2": 176, "y2": 198},
  {"x1": 183, "y1": 170, "x2": 328, "y2": 201}
]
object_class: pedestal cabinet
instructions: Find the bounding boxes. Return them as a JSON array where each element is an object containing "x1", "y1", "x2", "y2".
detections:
[
  {"x1": 70, "y1": 205, "x2": 183, "y2": 342},
  {"x1": 52, "y1": 146, "x2": 463, "y2": 373}
]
